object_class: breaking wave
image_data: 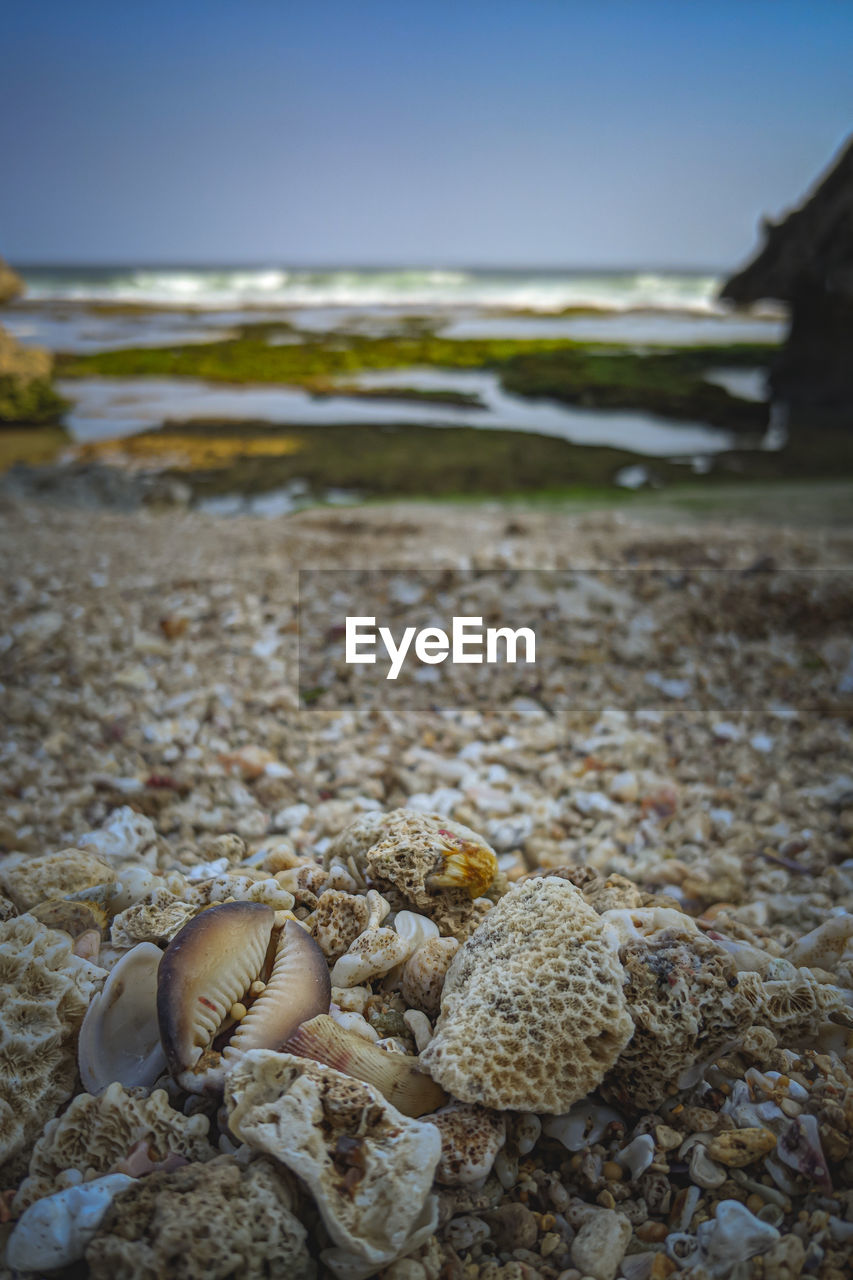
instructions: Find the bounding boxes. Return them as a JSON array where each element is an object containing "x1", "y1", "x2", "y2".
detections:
[{"x1": 15, "y1": 265, "x2": 763, "y2": 316}]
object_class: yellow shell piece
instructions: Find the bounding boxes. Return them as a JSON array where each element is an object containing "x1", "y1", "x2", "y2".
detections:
[{"x1": 428, "y1": 832, "x2": 498, "y2": 899}]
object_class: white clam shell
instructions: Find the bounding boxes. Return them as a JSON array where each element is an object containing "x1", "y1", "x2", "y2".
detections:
[
  {"x1": 393, "y1": 911, "x2": 440, "y2": 954},
  {"x1": 78, "y1": 942, "x2": 167, "y2": 1093}
]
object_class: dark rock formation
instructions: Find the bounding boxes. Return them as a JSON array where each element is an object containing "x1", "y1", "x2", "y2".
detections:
[{"x1": 721, "y1": 136, "x2": 853, "y2": 429}]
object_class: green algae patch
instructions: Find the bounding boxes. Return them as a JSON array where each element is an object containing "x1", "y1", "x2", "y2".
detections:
[
  {"x1": 77, "y1": 419, "x2": 678, "y2": 500},
  {"x1": 0, "y1": 375, "x2": 69, "y2": 426},
  {"x1": 498, "y1": 347, "x2": 769, "y2": 430},
  {"x1": 57, "y1": 333, "x2": 778, "y2": 432}
]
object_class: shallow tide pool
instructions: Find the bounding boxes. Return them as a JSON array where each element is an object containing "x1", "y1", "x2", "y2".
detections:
[{"x1": 57, "y1": 371, "x2": 758, "y2": 458}]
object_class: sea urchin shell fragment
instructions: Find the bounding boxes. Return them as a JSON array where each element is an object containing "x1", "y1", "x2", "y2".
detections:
[{"x1": 157, "y1": 901, "x2": 330, "y2": 1089}]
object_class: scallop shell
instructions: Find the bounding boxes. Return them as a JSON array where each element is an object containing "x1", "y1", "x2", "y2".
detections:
[{"x1": 284, "y1": 1013, "x2": 447, "y2": 1117}]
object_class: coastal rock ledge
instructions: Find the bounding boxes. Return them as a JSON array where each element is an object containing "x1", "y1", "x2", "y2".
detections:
[{"x1": 0, "y1": 255, "x2": 65, "y2": 425}]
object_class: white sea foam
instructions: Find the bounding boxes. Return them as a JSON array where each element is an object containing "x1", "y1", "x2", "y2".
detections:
[{"x1": 16, "y1": 265, "x2": 777, "y2": 317}]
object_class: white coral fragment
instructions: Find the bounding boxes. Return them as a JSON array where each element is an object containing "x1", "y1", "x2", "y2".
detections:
[
  {"x1": 224, "y1": 1050, "x2": 441, "y2": 1278},
  {"x1": 330, "y1": 925, "x2": 411, "y2": 987},
  {"x1": 785, "y1": 914, "x2": 853, "y2": 973},
  {"x1": 13, "y1": 1081, "x2": 215, "y2": 1211},
  {"x1": 0, "y1": 849, "x2": 115, "y2": 912},
  {"x1": 77, "y1": 806, "x2": 160, "y2": 869}
]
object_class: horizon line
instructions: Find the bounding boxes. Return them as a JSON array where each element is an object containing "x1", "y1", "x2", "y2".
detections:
[{"x1": 10, "y1": 259, "x2": 732, "y2": 275}]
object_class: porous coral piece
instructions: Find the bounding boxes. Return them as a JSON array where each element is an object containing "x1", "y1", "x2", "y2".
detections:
[
  {"x1": 13, "y1": 1082, "x2": 216, "y2": 1210},
  {"x1": 419, "y1": 878, "x2": 634, "y2": 1112},
  {"x1": 600, "y1": 913, "x2": 765, "y2": 1112},
  {"x1": 528, "y1": 866, "x2": 645, "y2": 913},
  {"x1": 0, "y1": 892, "x2": 17, "y2": 922},
  {"x1": 323, "y1": 811, "x2": 387, "y2": 882},
  {"x1": 182, "y1": 872, "x2": 295, "y2": 912},
  {"x1": 0, "y1": 915, "x2": 105, "y2": 1172},
  {"x1": 225, "y1": 1049, "x2": 441, "y2": 1278},
  {"x1": 426, "y1": 1102, "x2": 507, "y2": 1186},
  {"x1": 0, "y1": 849, "x2": 115, "y2": 912},
  {"x1": 85, "y1": 1156, "x2": 315, "y2": 1280},
  {"x1": 328, "y1": 809, "x2": 498, "y2": 940},
  {"x1": 310, "y1": 890, "x2": 373, "y2": 962},
  {"x1": 110, "y1": 890, "x2": 195, "y2": 948},
  {"x1": 760, "y1": 970, "x2": 853, "y2": 1043}
]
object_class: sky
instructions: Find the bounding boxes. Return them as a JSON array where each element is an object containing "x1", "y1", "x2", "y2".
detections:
[{"x1": 1, "y1": 0, "x2": 851, "y2": 269}]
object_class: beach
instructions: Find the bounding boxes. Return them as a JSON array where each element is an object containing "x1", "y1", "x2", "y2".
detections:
[
  {"x1": 2, "y1": 494, "x2": 853, "y2": 1277},
  {"x1": 3, "y1": 267, "x2": 853, "y2": 1280}
]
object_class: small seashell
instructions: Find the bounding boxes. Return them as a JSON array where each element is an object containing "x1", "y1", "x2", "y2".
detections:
[
  {"x1": 689, "y1": 1143, "x2": 727, "y2": 1190},
  {"x1": 329, "y1": 1008, "x2": 381, "y2": 1043},
  {"x1": 427, "y1": 1101, "x2": 507, "y2": 1187},
  {"x1": 515, "y1": 1112, "x2": 541, "y2": 1156},
  {"x1": 283, "y1": 1013, "x2": 447, "y2": 1117},
  {"x1": 403, "y1": 1009, "x2": 433, "y2": 1053},
  {"x1": 786, "y1": 915, "x2": 853, "y2": 973},
  {"x1": 544, "y1": 1099, "x2": 625, "y2": 1153},
  {"x1": 493, "y1": 1147, "x2": 518, "y2": 1190},
  {"x1": 156, "y1": 901, "x2": 330, "y2": 1090},
  {"x1": 365, "y1": 888, "x2": 391, "y2": 929},
  {"x1": 400, "y1": 937, "x2": 460, "y2": 1018},
  {"x1": 78, "y1": 941, "x2": 167, "y2": 1093},
  {"x1": 73, "y1": 929, "x2": 102, "y2": 963},
  {"x1": 393, "y1": 911, "x2": 440, "y2": 953},
  {"x1": 764, "y1": 1154, "x2": 802, "y2": 1195},
  {"x1": 707, "y1": 1127, "x2": 777, "y2": 1168}
]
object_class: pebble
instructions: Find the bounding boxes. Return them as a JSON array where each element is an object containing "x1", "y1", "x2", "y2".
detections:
[
  {"x1": 707, "y1": 1127, "x2": 777, "y2": 1168},
  {"x1": 570, "y1": 1210, "x2": 632, "y2": 1280}
]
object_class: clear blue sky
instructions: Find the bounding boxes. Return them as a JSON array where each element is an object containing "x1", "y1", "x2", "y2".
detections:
[{"x1": 2, "y1": 0, "x2": 851, "y2": 268}]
